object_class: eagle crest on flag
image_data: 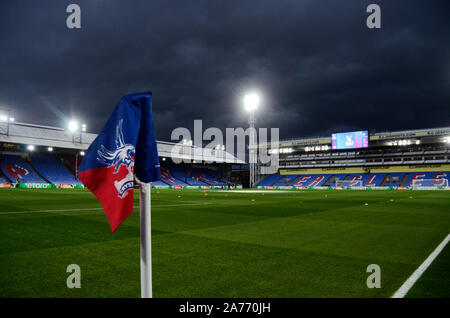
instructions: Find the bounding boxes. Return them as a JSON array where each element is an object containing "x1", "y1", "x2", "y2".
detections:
[
  {"x1": 97, "y1": 119, "x2": 135, "y2": 173},
  {"x1": 96, "y1": 119, "x2": 135, "y2": 198}
]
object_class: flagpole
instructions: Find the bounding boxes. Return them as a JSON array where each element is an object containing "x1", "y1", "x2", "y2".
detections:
[{"x1": 139, "y1": 181, "x2": 152, "y2": 298}]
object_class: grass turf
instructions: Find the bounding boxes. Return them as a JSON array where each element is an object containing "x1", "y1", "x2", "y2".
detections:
[{"x1": 0, "y1": 188, "x2": 448, "y2": 297}]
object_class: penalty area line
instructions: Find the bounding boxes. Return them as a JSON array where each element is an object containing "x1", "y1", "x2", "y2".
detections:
[{"x1": 391, "y1": 233, "x2": 450, "y2": 298}]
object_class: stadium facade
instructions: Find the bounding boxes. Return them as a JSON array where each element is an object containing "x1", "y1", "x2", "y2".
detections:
[{"x1": 256, "y1": 127, "x2": 450, "y2": 190}]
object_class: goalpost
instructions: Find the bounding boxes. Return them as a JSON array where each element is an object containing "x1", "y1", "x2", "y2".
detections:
[
  {"x1": 335, "y1": 179, "x2": 364, "y2": 188},
  {"x1": 410, "y1": 179, "x2": 449, "y2": 188}
]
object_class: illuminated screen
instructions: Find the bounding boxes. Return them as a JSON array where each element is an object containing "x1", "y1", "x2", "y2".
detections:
[{"x1": 331, "y1": 131, "x2": 369, "y2": 150}]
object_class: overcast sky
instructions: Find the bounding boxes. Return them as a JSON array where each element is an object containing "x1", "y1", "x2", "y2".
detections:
[{"x1": 0, "y1": 0, "x2": 448, "y2": 141}]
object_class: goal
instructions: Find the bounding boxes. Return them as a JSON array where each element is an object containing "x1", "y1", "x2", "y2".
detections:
[
  {"x1": 335, "y1": 179, "x2": 364, "y2": 188},
  {"x1": 410, "y1": 179, "x2": 449, "y2": 188}
]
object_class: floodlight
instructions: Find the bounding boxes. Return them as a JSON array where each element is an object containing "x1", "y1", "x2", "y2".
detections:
[
  {"x1": 48, "y1": 147, "x2": 53, "y2": 152},
  {"x1": 68, "y1": 120, "x2": 79, "y2": 132},
  {"x1": 81, "y1": 124, "x2": 87, "y2": 132},
  {"x1": 80, "y1": 151, "x2": 85, "y2": 156},
  {"x1": 244, "y1": 93, "x2": 260, "y2": 112},
  {"x1": 9, "y1": 117, "x2": 14, "y2": 122},
  {"x1": 27, "y1": 145, "x2": 35, "y2": 151},
  {"x1": 221, "y1": 145, "x2": 225, "y2": 151},
  {"x1": 0, "y1": 115, "x2": 7, "y2": 121},
  {"x1": 162, "y1": 157, "x2": 166, "y2": 161}
]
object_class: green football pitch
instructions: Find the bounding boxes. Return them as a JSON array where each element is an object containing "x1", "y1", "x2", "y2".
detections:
[{"x1": 0, "y1": 188, "x2": 449, "y2": 298}]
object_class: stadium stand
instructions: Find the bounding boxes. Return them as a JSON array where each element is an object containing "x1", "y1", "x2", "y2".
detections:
[
  {"x1": 161, "y1": 164, "x2": 228, "y2": 186},
  {"x1": 0, "y1": 154, "x2": 46, "y2": 183},
  {"x1": 256, "y1": 174, "x2": 283, "y2": 186},
  {"x1": 58, "y1": 155, "x2": 80, "y2": 175},
  {"x1": 159, "y1": 166, "x2": 188, "y2": 186},
  {"x1": 0, "y1": 167, "x2": 11, "y2": 183},
  {"x1": 256, "y1": 127, "x2": 450, "y2": 188},
  {"x1": 258, "y1": 171, "x2": 449, "y2": 188},
  {"x1": 0, "y1": 153, "x2": 228, "y2": 187},
  {"x1": 30, "y1": 153, "x2": 81, "y2": 184},
  {"x1": 0, "y1": 121, "x2": 243, "y2": 188},
  {"x1": 188, "y1": 167, "x2": 228, "y2": 186},
  {"x1": 151, "y1": 164, "x2": 228, "y2": 187}
]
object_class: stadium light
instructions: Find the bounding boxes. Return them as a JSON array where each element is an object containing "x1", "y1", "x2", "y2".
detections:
[
  {"x1": 162, "y1": 157, "x2": 166, "y2": 161},
  {"x1": 81, "y1": 124, "x2": 87, "y2": 132},
  {"x1": 68, "y1": 120, "x2": 79, "y2": 132},
  {"x1": 0, "y1": 114, "x2": 7, "y2": 121},
  {"x1": 244, "y1": 93, "x2": 260, "y2": 112},
  {"x1": 269, "y1": 148, "x2": 279, "y2": 154},
  {"x1": 48, "y1": 147, "x2": 53, "y2": 152},
  {"x1": 214, "y1": 144, "x2": 226, "y2": 151},
  {"x1": 182, "y1": 139, "x2": 193, "y2": 146},
  {"x1": 244, "y1": 92, "x2": 260, "y2": 188},
  {"x1": 80, "y1": 151, "x2": 85, "y2": 156},
  {"x1": 27, "y1": 145, "x2": 35, "y2": 151},
  {"x1": 9, "y1": 117, "x2": 14, "y2": 122}
]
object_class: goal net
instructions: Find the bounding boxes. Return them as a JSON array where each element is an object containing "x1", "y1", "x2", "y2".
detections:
[
  {"x1": 335, "y1": 179, "x2": 364, "y2": 188},
  {"x1": 410, "y1": 179, "x2": 449, "y2": 188}
]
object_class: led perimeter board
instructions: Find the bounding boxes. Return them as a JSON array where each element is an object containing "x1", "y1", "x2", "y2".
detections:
[{"x1": 331, "y1": 131, "x2": 369, "y2": 150}]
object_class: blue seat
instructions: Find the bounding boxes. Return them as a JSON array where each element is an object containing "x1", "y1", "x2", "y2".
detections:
[{"x1": 31, "y1": 154, "x2": 80, "y2": 184}]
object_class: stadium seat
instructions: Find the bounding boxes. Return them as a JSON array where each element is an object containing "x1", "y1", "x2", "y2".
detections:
[
  {"x1": 30, "y1": 153, "x2": 81, "y2": 184},
  {"x1": 0, "y1": 154, "x2": 47, "y2": 183}
]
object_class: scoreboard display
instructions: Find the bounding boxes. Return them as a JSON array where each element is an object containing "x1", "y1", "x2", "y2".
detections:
[{"x1": 332, "y1": 131, "x2": 369, "y2": 150}]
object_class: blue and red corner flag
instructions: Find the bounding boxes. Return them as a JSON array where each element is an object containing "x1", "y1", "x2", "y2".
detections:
[{"x1": 77, "y1": 92, "x2": 161, "y2": 232}]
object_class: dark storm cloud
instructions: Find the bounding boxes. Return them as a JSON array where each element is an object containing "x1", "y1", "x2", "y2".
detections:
[{"x1": 0, "y1": 0, "x2": 448, "y2": 141}]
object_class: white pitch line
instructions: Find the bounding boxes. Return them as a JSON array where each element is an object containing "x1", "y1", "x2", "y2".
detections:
[
  {"x1": 0, "y1": 207, "x2": 106, "y2": 215},
  {"x1": 391, "y1": 233, "x2": 450, "y2": 298},
  {"x1": 154, "y1": 202, "x2": 212, "y2": 208},
  {"x1": 207, "y1": 190, "x2": 295, "y2": 193},
  {"x1": 0, "y1": 202, "x2": 212, "y2": 215}
]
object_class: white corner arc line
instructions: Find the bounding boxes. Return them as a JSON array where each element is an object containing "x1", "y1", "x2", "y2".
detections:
[{"x1": 391, "y1": 233, "x2": 450, "y2": 298}]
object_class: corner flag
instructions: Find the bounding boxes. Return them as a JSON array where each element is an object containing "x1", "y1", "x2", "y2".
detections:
[{"x1": 77, "y1": 92, "x2": 161, "y2": 232}]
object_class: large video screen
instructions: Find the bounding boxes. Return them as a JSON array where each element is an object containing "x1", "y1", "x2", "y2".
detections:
[{"x1": 331, "y1": 131, "x2": 369, "y2": 150}]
